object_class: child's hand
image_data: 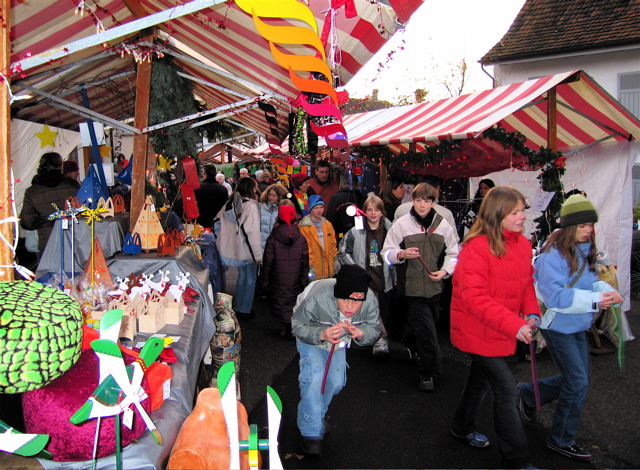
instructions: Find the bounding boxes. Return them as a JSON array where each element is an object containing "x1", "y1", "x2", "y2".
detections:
[
  {"x1": 320, "y1": 324, "x2": 344, "y2": 344},
  {"x1": 428, "y1": 270, "x2": 446, "y2": 281},
  {"x1": 600, "y1": 291, "x2": 623, "y2": 309},
  {"x1": 339, "y1": 320, "x2": 363, "y2": 340},
  {"x1": 516, "y1": 324, "x2": 535, "y2": 344}
]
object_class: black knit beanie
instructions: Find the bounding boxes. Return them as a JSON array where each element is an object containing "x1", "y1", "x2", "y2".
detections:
[{"x1": 334, "y1": 264, "x2": 370, "y2": 301}]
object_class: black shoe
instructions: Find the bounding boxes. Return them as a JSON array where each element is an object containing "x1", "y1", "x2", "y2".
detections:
[
  {"x1": 300, "y1": 436, "x2": 322, "y2": 457},
  {"x1": 518, "y1": 395, "x2": 536, "y2": 423},
  {"x1": 418, "y1": 376, "x2": 434, "y2": 392},
  {"x1": 546, "y1": 440, "x2": 591, "y2": 461},
  {"x1": 235, "y1": 310, "x2": 256, "y2": 320}
]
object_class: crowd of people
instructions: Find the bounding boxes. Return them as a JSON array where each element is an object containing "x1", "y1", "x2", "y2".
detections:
[
  {"x1": 20, "y1": 154, "x2": 623, "y2": 468},
  {"x1": 194, "y1": 161, "x2": 623, "y2": 468}
]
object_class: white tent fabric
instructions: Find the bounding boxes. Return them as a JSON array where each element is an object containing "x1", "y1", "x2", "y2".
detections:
[
  {"x1": 470, "y1": 140, "x2": 638, "y2": 321},
  {"x1": 12, "y1": 119, "x2": 81, "y2": 216}
]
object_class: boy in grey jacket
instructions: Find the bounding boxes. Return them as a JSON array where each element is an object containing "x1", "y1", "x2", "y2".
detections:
[{"x1": 292, "y1": 264, "x2": 380, "y2": 457}]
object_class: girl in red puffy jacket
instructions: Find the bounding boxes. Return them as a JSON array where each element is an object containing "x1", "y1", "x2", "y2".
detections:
[{"x1": 449, "y1": 187, "x2": 539, "y2": 469}]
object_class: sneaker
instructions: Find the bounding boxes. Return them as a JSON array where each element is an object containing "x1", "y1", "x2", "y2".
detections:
[
  {"x1": 300, "y1": 436, "x2": 322, "y2": 457},
  {"x1": 418, "y1": 376, "x2": 434, "y2": 392},
  {"x1": 450, "y1": 430, "x2": 490, "y2": 448},
  {"x1": 518, "y1": 395, "x2": 537, "y2": 423},
  {"x1": 372, "y1": 337, "x2": 389, "y2": 356},
  {"x1": 546, "y1": 440, "x2": 592, "y2": 461}
]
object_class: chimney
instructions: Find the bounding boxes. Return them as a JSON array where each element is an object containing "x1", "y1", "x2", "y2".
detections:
[{"x1": 372, "y1": 89, "x2": 378, "y2": 101}]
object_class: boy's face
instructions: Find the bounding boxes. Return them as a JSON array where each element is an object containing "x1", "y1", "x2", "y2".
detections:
[
  {"x1": 310, "y1": 204, "x2": 324, "y2": 219},
  {"x1": 337, "y1": 298, "x2": 363, "y2": 317},
  {"x1": 364, "y1": 205, "x2": 382, "y2": 225},
  {"x1": 412, "y1": 197, "x2": 435, "y2": 217}
]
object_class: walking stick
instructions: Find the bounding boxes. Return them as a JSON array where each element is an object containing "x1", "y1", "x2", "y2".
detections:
[
  {"x1": 529, "y1": 339, "x2": 542, "y2": 411},
  {"x1": 321, "y1": 342, "x2": 337, "y2": 394}
]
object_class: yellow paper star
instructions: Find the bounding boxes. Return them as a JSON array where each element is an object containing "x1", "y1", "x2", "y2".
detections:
[
  {"x1": 35, "y1": 124, "x2": 58, "y2": 148},
  {"x1": 99, "y1": 145, "x2": 112, "y2": 159},
  {"x1": 157, "y1": 155, "x2": 172, "y2": 171}
]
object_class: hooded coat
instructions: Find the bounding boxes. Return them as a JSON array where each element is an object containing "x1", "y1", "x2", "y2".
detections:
[
  {"x1": 20, "y1": 171, "x2": 81, "y2": 251},
  {"x1": 261, "y1": 222, "x2": 309, "y2": 323}
]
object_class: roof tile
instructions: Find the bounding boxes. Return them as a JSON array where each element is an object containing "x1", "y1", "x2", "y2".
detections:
[{"x1": 480, "y1": 0, "x2": 640, "y2": 63}]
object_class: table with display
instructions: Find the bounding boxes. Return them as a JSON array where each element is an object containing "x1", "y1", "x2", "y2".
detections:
[
  {"x1": 39, "y1": 247, "x2": 215, "y2": 470},
  {"x1": 36, "y1": 213, "x2": 129, "y2": 280}
]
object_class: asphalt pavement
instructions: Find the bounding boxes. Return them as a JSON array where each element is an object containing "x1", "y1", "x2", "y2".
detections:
[{"x1": 229, "y1": 267, "x2": 640, "y2": 469}]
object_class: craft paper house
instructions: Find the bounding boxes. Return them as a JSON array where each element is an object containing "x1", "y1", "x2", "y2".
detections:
[{"x1": 131, "y1": 196, "x2": 164, "y2": 252}]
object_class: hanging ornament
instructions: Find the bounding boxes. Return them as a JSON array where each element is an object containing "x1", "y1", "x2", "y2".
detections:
[{"x1": 35, "y1": 124, "x2": 58, "y2": 148}]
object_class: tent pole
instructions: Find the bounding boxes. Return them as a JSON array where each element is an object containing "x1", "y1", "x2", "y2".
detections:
[
  {"x1": 0, "y1": 0, "x2": 12, "y2": 280},
  {"x1": 547, "y1": 87, "x2": 557, "y2": 152},
  {"x1": 379, "y1": 157, "x2": 387, "y2": 192},
  {"x1": 131, "y1": 29, "x2": 155, "y2": 228}
]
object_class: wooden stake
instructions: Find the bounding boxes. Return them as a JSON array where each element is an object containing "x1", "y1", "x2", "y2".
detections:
[{"x1": 0, "y1": 0, "x2": 14, "y2": 281}]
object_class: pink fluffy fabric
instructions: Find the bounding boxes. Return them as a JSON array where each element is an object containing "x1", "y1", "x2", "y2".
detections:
[{"x1": 22, "y1": 349, "x2": 151, "y2": 461}]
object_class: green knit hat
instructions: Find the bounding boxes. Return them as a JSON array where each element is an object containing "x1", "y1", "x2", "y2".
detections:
[{"x1": 560, "y1": 194, "x2": 598, "y2": 227}]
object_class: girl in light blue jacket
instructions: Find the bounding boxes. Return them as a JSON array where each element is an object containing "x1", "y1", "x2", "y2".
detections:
[{"x1": 519, "y1": 195, "x2": 623, "y2": 463}]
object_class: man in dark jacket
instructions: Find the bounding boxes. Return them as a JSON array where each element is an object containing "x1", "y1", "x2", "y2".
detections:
[
  {"x1": 326, "y1": 172, "x2": 365, "y2": 246},
  {"x1": 20, "y1": 153, "x2": 81, "y2": 253},
  {"x1": 194, "y1": 164, "x2": 230, "y2": 230},
  {"x1": 194, "y1": 163, "x2": 230, "y2": 296}
]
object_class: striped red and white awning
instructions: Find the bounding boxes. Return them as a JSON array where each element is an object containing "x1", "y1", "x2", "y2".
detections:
[
  {"x1": 8, "y1": 0, "x2": 421, "y2": 140},
  {"x1": 251, "y1": 71, "x2": 639, "y2": 177}
]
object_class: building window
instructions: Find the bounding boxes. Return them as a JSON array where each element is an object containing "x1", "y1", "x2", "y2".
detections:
[{"x1": 619, "y1": 72, "x2": 640, "y2": 119}]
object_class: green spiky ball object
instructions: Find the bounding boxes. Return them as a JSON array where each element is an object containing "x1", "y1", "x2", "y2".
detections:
[{"x1": 0, "y1": 281, "x2": 83, "y2": 394}]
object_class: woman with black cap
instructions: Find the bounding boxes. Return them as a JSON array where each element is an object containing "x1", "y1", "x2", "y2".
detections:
[{"x1": 518, "y1": 194, "x2": 623, "y2": 462}]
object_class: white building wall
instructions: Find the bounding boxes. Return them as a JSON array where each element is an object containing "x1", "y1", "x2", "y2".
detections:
[{"x1": 490, "y1": 47, "x2": 639, "y2": 96}]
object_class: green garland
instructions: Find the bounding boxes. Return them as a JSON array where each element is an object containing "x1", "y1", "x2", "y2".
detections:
[{"x1": 356, "y1": 123, "x2": 567, "y2": 242}]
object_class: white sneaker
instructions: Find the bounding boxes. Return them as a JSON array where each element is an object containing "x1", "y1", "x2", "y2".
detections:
[{"x1": 372, "y1": 337, "x2": 389, "y2": 356}]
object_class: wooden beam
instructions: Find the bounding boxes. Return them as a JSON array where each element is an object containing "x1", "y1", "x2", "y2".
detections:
[
  {"x1": 121, "y1": 0, "x2": 149, "y2": 18},
  {"x1": 379, "y1": 157, "x2": 387, "y2": 193},
  {"x1": 131, "y1": 29, "x2": 154, "y2": 227},
  {"x1": 547, "y1": 87, "x2": 557, "y2": 152},
  {"x1": 0, "y1": 0, "x2": 13, "y2": 280},
  {"x1": 10, "y1": 0, "x2": 227, "y2": 74}
]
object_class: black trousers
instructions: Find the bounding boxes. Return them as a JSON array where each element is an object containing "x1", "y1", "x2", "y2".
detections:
[{"x1": 405, "y1": 296, "x2": 441, "y2": 377}]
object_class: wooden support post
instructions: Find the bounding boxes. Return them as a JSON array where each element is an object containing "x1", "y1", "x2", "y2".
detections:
[
  {"x1": 310, "y1": 152, "x2": 317, "y2": 177},
  {"x1": 379, "y1": 157, "x2": 387, "y2": 192},
  {"x1": 131, "y1": 29, "x2": 154, "y2": 227},
  {"x1": 0, "y1": 0, "x2": 13, "y2": 280},
  {"x1": 547, "y1": 87, "x2": 557, "y2": 152}
]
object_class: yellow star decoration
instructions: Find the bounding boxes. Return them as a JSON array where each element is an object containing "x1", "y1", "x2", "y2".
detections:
[
  {"x1": 35, "y1": 124, "x2": 58, "y2": 148},
  {"x1": 99, "y1": 145, "x2": 112, "y2": 159},
  {"x1": 157, "y1": 155, "x2": 172, "y2": 171}
]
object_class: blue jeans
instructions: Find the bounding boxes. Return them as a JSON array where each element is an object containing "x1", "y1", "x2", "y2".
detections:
[
  {"x1": 296, "y1": 340, "x2": 347, "y2": 438},
  {"x1": 235, "y1": 263, "x2": 257, "y2": 313},
  {"x1": 519, "y1": 329, "x2": 590, "y2": 447},
  {"x1": 452, "y1": 354, "x2": 530, "y2": 468}
]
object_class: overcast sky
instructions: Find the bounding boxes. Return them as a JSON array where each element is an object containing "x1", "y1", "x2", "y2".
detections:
[{"x1": 346, "y1": 0, "x2": 527, "y2": 103}]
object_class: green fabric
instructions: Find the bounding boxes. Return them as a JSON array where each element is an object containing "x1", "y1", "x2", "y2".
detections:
[{"x1": 0, "y1": 281, "x2": 82, "y2": 393}]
